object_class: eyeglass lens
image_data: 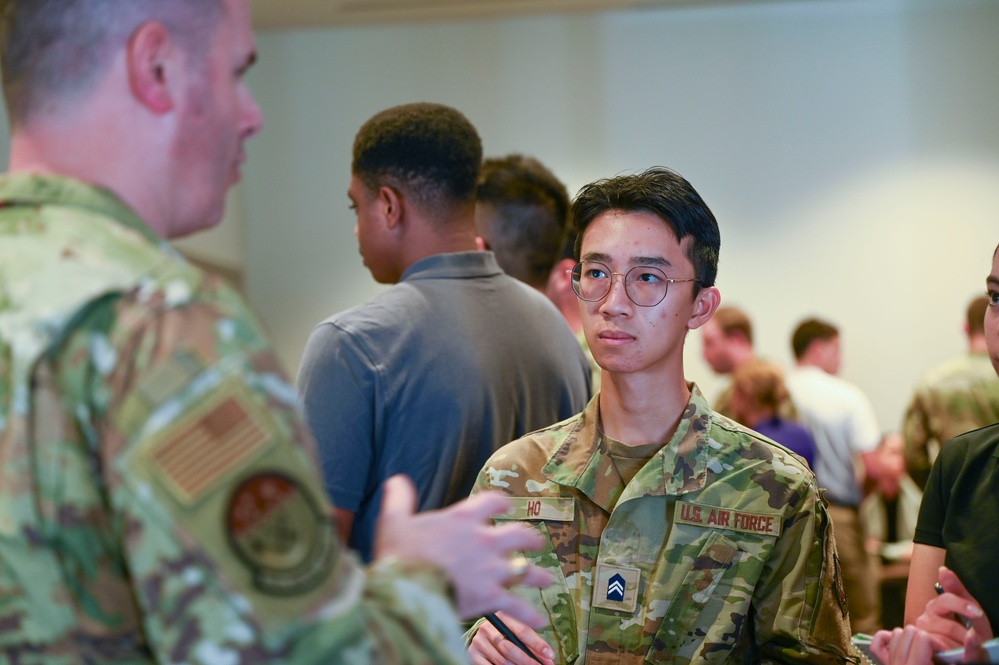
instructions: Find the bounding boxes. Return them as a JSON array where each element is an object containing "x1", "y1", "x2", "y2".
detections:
[{"x1": 570, "y1": 261, "x2": 670, "y2": 307}]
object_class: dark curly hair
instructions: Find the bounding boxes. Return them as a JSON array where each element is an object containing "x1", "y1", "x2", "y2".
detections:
[{"x1": 352, "y1": 102, "x2": 482, "y2": 222}]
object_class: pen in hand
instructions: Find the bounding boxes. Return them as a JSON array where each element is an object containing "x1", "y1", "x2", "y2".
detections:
[
  {"x1": 485, "y1": 613, "x2": 543, "y2": 663},
  {"x1": 936, "y1": 581, "x2": 974, "y2": 629}
]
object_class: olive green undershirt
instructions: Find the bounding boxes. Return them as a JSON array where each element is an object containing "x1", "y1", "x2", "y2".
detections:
[{"x1": 603, "y1": 435, "x2": 664, "y2": 488}]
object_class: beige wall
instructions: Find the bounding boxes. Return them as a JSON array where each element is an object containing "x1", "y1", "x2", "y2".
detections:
[
  {"x1": 2, "y1": 0, "x2": 996, "y2": 433},
  {"x1": 237, "y1": 0, "x2": 999, "y2": 432}
]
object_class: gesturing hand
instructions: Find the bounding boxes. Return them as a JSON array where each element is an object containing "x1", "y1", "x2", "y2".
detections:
[{"x1": 374, "y1": 475, "x2": 553, "y2": 627}]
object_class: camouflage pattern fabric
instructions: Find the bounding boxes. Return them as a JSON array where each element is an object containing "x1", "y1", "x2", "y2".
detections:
[
  {"x1": 902, "y1": 353, "x2": 999, "y2": 489},
  {"x1": 0, "y1": 173, "x2": 468, "y2": 664},
  {"x1": 471, "y1": 385, "x2": 860, "y2": 664}
]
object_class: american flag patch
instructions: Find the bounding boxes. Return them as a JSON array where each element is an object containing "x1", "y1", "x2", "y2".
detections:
[{"x1": 150, "y1": 392, "x2": 271, "y2": 504}]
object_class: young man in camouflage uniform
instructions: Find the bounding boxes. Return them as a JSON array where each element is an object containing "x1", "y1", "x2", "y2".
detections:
[
  {"x1": 0, "y1": 0, "x2": 551, "y2": 661},
  {"x1": 467, "y1": 167, "x2": 860, "y2": 664}
]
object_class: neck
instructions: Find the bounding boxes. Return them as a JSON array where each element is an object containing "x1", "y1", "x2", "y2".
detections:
[
  {"x1": 598, "y1": 370, "x2": 691, "y2": 445},
  {"x1": 8, "y1": 107, "x2": 172, "y2": 237},
  {"x1": 969, "y1": 334, "x2": 987, "y2": 354},
  {"x1": 398, "y1": 207, "x2": 479, "y2": 271}
]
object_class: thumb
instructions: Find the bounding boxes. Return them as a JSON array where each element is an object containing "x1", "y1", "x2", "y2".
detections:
[{"x1": 378, "y1": 475, "x2": 418, "y2": 524}]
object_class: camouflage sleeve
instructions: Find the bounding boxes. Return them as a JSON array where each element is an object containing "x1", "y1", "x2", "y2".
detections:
[
  {"x1": 902, "y1": 392, "x2": 933, "y2": 490},
  {"x1": 73, "y1": 274, "x2": 468, "y2": 664},
  {"x1": 750, "y1": 480, "x2": 863, "y2": 664}
]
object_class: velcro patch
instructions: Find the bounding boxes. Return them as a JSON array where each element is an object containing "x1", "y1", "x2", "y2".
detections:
[
  {"x1": 591, "y1": 563, "x2": 641, "y2": 613},
  {"x1": 499, "y1": 497, "x2": 574, "y2": 521},
  {"x1": 148, "y1": 386, "x2": 272, "y2": 504},
  {"x1": 226, "y1": 471, "x2": 336, "y2": 596},
  {"x1": 676, "y1": 501, "x2": 781, "y2": 537}
]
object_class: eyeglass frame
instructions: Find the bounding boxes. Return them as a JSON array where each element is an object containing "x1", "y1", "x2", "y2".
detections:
[{"x1": 567, "y1": 260, "x2": 700, "y2": 307}]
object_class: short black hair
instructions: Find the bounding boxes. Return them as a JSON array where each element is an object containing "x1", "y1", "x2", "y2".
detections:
[
  {"x1": 791, "y1": 318, "x2": 839, "y2": 360},
  {"x1": 475, "y1": 154, "x2": 569, "y2": 289},
  {"x1": 352, "y1": 102, "x2": 482, "y2": 221},
  {"x1": 0, "y1": 0, "x2": 222, "y2": 125},
  {"x1": 571, "y1": 166, "x2": 720, "y2": 293}
]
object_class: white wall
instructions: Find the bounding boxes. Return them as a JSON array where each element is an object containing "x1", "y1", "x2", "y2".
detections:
[
  {"x1": 1, "y1": 0, "x2": 993, "y2": 434},
  {"x1": 241, "y1": 0, "x2": 999, "y2": 433}
]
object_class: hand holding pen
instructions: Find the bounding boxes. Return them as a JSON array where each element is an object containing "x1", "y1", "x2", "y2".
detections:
[
  {"x1": 469, "y1": 611, "x2": 556, "y2": 665},
  {"x1": 935, "y1": 582, "x2": 974, "y2": 630},
  {"x1": 913, "y1": 567, "x2": 992, "y2": 649}
]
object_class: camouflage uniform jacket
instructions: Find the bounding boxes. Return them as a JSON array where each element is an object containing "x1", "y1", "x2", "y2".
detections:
[
  {"x1": 0, "y1": 173, "x2": 468, "y2": 664},
  {"x1": 472, "y1": 385, "x2": 859, "y2": 664},
  {"x1": 902, "y1": 352, "x2": 999, "y2": 489}
]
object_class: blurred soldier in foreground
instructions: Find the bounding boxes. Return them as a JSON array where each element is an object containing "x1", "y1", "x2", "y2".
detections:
[{"x1": 0, "y1": 0, "x2": 549, "y2": 661}]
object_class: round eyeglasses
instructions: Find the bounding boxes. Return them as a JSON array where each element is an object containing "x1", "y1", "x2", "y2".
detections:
[{"x1": 569, "y1": 260, "x2": 700, "y2": 307}]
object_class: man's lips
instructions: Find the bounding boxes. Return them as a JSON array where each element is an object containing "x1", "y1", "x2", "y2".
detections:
[{"x1": 598, "y1": 329, "x2": 635, "y2": 342}]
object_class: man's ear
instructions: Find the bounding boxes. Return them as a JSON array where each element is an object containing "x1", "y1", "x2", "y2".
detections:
[
  {"x1": 547, "y1": 257, "x2": 576, "y2": 295},
  {"x1": 127, "y1": 21, "x2": 175, "y2": 114},
  {"x1": 687, "y1": 285, "x2": 721, "y2": 331},
  {"x1": 377, "y1": 185, "x2": 404, "y2": 231}
]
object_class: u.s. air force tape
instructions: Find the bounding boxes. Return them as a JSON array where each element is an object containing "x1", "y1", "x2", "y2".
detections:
[
  {"x1": 498, "y1": 497, "x2": 575, "y2": 521},
  {"x1": 676, "y1": 500, "x2": 782, "y2": 536}
]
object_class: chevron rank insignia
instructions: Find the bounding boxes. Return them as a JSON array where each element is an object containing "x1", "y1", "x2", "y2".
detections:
[
  {"x1": 592, "y1": 562, "x2": 640, "y2": 613},
  {"x1": 607, "y1": 574, "x2": 626, "y2": 601}
]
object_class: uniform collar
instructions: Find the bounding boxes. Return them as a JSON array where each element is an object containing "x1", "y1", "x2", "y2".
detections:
[
  {"x1": 0, "y1": 172, "x2": 165, "y2": 248},
  {"x1": 543, "y1": 384, "x2": 713, "y2": 513}
]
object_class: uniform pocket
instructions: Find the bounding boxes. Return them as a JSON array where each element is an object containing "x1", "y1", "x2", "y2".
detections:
[
  {"x1": 494, "y1": 515, "x2": 580, "y2": 664},
  {"x1": 645, "y1": 531, "x2": 739, "y2": 664}
]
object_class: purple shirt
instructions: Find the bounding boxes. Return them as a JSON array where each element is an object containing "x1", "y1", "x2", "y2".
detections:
[{"x1": 752, "y1": 417, "x2": 818, "y2": 470}]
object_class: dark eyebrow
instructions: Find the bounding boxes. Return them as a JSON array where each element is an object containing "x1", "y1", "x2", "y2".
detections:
[
  {"x1": 581, "y1": 251, "x2": 611, "y2": 264},
  {"x1": 633, "y1": 256, "x2": 671, "y2": 269},
  {"x1": 580, "y1": 252, "x2": 671, "y2": 269},
  {"x1": 988, "y1": 275, "x2": 999, "y2": 287}
]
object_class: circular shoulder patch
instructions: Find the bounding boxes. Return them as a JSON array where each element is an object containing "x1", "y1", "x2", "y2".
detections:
[{"x1": 226, "y1": 471, "x2": 336, "y2": 595}]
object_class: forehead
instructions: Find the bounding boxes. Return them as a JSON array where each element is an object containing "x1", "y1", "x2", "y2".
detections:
[
  {"x1": 216, "y1": 0, "x2": 255, "y2": 52},
  {"x1": 348, "y1": 175, "x2": 373, "y2": 201},
  {"x1": 580, "y1": 210, "x2": 685, "y2": 259}
]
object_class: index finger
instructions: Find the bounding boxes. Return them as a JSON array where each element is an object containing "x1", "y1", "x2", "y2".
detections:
[
  {"x1": 937, "y1": 567, "x2": 975, "y2": 601},
  {"x1": 456, "y1": 490, "x2": 514, "y2": 521}
]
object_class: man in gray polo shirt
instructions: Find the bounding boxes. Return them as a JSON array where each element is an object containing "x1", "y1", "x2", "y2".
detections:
[{"x1": 298, "y1": 103, "x2": 591, "y2": 561}]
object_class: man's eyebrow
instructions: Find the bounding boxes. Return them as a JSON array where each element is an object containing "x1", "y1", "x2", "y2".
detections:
[
  {"x1": 581, "y1": 251, "x2": 611, "y2": 264},
  {"x1": 633, "y1": 256, "x2": 670, "y2": 268},
  {"x1": 579, "y1": 252, "x2": 671, "y2": 268}
]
